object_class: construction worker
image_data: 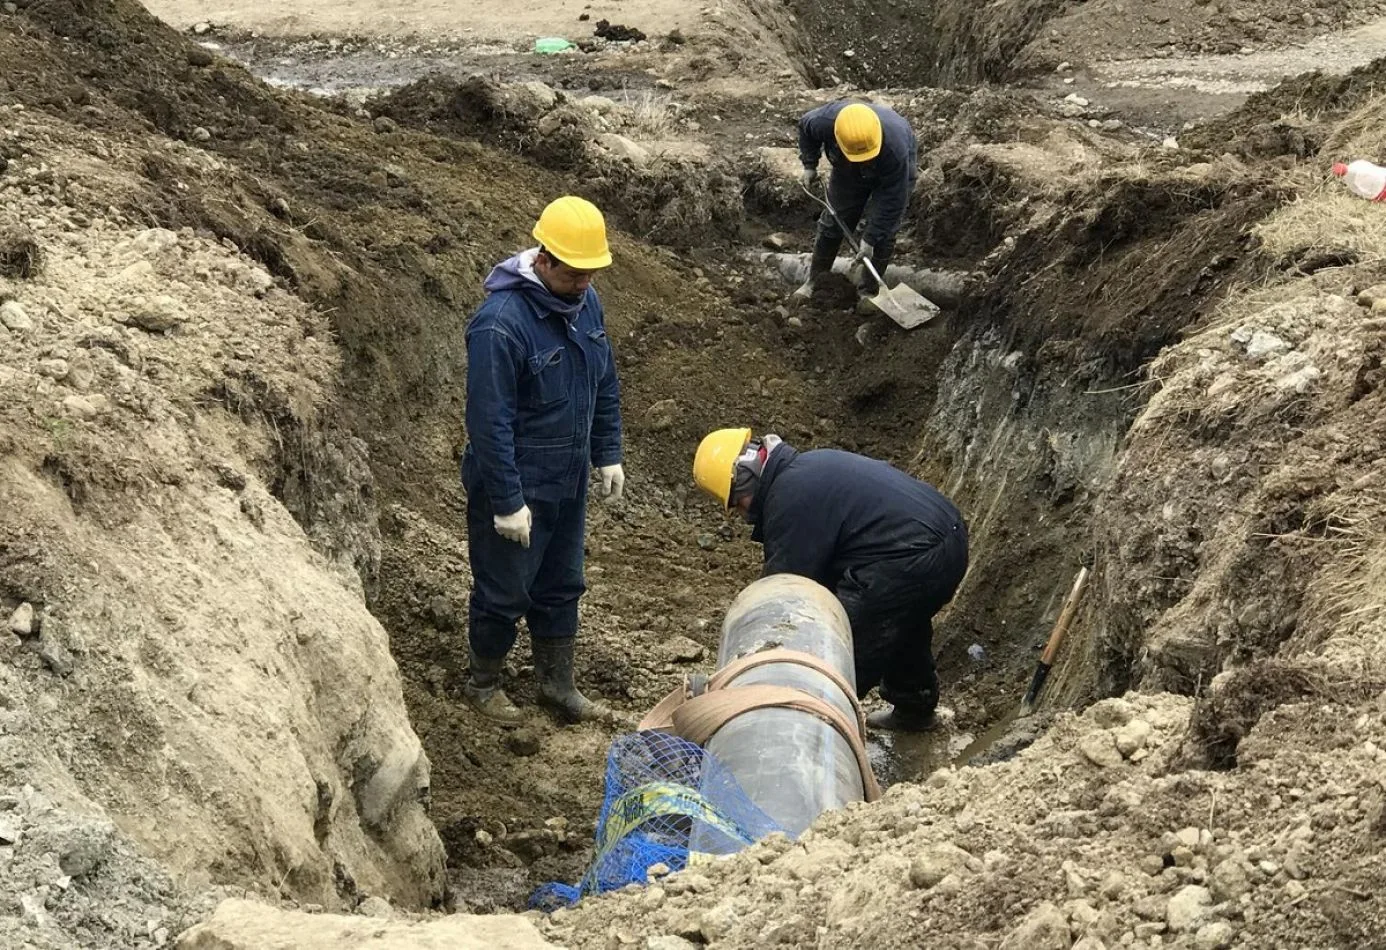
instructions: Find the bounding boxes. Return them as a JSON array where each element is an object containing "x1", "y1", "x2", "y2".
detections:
[
  {"x1": 793, "y1": 100, "x2": 918, "y2": 304},
  {"x1": 692, "y1": 429, "x2": 968, "y2": 732},
  {"x1": 460, "y1": 196, "x2": 624, "y2": 726}
]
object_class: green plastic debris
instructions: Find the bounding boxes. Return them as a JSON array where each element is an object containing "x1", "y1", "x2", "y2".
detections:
[{"x1": 534, "y1": 37, "x2": 575, "y2": 54}]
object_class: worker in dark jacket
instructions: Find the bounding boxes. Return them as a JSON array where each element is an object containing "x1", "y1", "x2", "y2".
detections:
[
  {"x1": 793, "y1": 100, "x2": 918, "y2": 303},
  {"x1": 693, "y1": 428, "x2": 968, "y2": 731},
  {"x1": 460, "y1": 196, "x2": 624, "y2": 727}
]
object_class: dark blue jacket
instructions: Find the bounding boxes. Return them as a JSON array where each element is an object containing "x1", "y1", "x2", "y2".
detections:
[
  {"x1": 798, "y1": 101, "x2": 917, "y2": 247},
  {"x1": 749, "y1": 444, "x2": 964, "y2": 591},
  {"x1": 461, "y1": 251, "x2": 623, "y2": 514}
]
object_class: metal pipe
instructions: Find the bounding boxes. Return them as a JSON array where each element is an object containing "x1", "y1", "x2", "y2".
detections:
[{"x1": 695, "y1": 574, "x2": 868, "y2": 839}]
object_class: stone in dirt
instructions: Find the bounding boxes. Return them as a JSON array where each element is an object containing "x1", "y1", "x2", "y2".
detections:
[
  {"x1": 129, "y1": 295, "x2": 186, "y2": 333},
  {"x1": 1166, "y1": 884, "x2": 1213, "y2": 932},
  {"x1": 999, "y1": 902, "x2": 1071, "y2": 950},
  {"x1": 0, "y1": 814, "x2": 20, "y2": 845},
  {"x1": 1195, "y1": 921, "x2": 1236, "y2": 949},
  {"x1": 356, "y1": 895, "x2": 393, "y2": 918},
  {"x1": 37, "y1": 632, "x2": 76, "y2": 676},
  {"x1": 506, "y1": 729, "x2": 541, "y2": 757},
  {"x1": 596, "y1": 134, "x2": 650, "y2": 166},
  {"x1": 1, "y1": 299, "x2": 33, "y2": 332},
  {"x1": 645, "y1": 399, "x2": 678, "y2": 432},
  {"x1": 175, "y1": 898, "x2": 559, "y2": 948},
  {"x1": 662, "y1": 635, "x2": 705, "y2": 663},
  {"x1": 1079, "y1": 731, "x2": 1124, "y2": 768},
  {"x1": 1114, "y1": 718, "x2": 1151, "y2": 757},
  {"x1": 645, "y1": 937, "x2": 698, "y2": 950},
  {"x1": 907, "y1": 842, "x2": 975, "y2": 889},
  {"x1": 8, "y1": 602, "x2": 35, "y2": 636}
]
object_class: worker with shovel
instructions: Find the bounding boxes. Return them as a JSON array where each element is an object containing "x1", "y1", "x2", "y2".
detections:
[
  {"x1": 460, "y1": 196, "x2": 624, "y2": 727},
  {"x1": 793, "y1": 100, "x2": 918, "y2": 310},
  {"x1": 692, "y1": 428, "x2": 969, "y2": 731}
]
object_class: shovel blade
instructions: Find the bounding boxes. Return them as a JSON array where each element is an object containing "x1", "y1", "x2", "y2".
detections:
[{"x1": 867, "y1": 283, "x2": 940, "y2": 330}]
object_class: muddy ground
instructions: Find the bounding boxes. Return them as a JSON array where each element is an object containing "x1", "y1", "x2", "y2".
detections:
[{"x1": 3, "y1": 0, "x2": 1386, "y2": 943}]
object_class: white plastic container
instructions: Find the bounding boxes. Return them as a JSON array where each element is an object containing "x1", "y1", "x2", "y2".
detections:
[{"x1": 1332, "y1": 160, "x2": 1386, "y2": 201}]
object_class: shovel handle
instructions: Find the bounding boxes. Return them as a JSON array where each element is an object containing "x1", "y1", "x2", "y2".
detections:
[
  {"x1": 1019, "y1": 565, "x2": 1091, "y2": 716},
  {"x1": 799, "y1": 181, "x2": 887, "y2": 290},
  {"x1": 1040, "y1": 565, "x2": 1090, "y2": 665}
]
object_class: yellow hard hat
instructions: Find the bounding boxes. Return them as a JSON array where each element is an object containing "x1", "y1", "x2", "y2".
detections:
[
  {"x1": 532, "y1": 196, "x2": 613, "y2": 269},
  {"x1": 834, "y1": 103, "x2": 882, "y2": 162},
  {"x1": 693, "y1": 427, "x2": 753, "y2": 507}
]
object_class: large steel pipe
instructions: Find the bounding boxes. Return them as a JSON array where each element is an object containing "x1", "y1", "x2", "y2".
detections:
[{"x1": 698, "y1": 574, "x2": 868, "y2": 838}]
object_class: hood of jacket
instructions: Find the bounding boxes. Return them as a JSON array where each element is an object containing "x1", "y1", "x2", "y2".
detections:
[{"x1": 482, "y1": 247, "x2": 587, "y2": 318}]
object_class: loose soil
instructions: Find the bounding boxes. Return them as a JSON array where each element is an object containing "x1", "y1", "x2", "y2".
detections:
[{"x1": 3, "y1": 0, "x2": 1386, "y2": 945}]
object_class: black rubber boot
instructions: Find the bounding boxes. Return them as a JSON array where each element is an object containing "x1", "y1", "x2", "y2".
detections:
[
  {"x1": 462, "y1": 650, "x2": 523, "y2": 727},
  {"x1": 790, "y1": 243, "x2": 840, "y2": 304},
  {"x1": 532, "y1": 637, "x2": 615, "y2": 725},
  {"x1": 867, "y1": 683, "x2": 939, "y2": 733},
  {"x1": 866, "y1": 704, "x2": 937, "y2": 732}
]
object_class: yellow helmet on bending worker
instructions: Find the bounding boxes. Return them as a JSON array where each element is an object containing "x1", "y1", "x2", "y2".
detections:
[
  {"x1": 693, "y1": 427, "x2": 753, "y2": 507},
  {"x1": 833, "y1": 103, "x2": 883, "y2": 162}
]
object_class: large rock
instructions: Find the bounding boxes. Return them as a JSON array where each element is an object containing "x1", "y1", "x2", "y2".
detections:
[
  {"x1": 999, "y1": 902, "x2": 1072, "y2": 950},
  {"x1": 176, "y1": 899, "x2": 558, "y2": 948}
]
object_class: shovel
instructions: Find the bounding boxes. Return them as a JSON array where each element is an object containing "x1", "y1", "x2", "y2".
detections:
[
  {"x1": 799, "y1": 182, "x2": 941, "y2": 330},
  {"x1": 1018, "y1": 565, "x2": 1090, "y2": 717}
]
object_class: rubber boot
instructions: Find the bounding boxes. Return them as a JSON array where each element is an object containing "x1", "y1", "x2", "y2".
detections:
[
  {"x1": 790, "y1": 245, "x2": 838, "y2": 305},
  {"x1": 867, "y1": 683, "x2": 938, "y2": 733},
  {"x1": 462, "y1": 650, "x2": 523, "y2": 727},
  {"x1": 532, "y1": 637, "x2": 615, "y2": 725},
  {"x1": 866, "y1": 704, "x2": 937, "y2": 732}
]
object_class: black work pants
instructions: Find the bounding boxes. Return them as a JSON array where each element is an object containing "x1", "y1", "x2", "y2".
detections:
[
  {"x1": 812, "y1": 171, "x2": 909, "y2": 294},
  {"x1": 835, "y1": 522, "x2": 969, "y2": 714}
]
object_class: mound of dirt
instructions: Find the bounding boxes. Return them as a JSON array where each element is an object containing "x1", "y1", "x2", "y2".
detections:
[
  {"x1": 0, "y1": 96, "x2": 446, "y2": 947},
  {"x1": 1019, "y1": 0, "x2": 1386, "y2": 70},
  {"x1": 372, "y1": 75, "x2": 746, "y2": 248},
  {"x1": 550, "y1": 692, "x2": 1386, "y2": 948}
]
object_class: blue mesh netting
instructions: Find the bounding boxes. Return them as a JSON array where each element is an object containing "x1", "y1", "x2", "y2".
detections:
[{"x1": 530, "y1": 731, "x2": 782, "y2": 910}]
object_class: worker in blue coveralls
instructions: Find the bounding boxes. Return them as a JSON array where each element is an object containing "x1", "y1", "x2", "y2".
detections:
[
  {"x1": 459, "y1": 196, "x2": 624, "y2": 727},
  {"x1": 792, "y1": 100, "x2": 918, "y2": 305}
]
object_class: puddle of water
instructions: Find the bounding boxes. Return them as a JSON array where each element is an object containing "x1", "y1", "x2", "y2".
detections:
[{"x1": 867, "y1": 707, "x2": 1025, "y2": 786}]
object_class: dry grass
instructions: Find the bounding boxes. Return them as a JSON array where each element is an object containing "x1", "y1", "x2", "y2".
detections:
[
  {"x1": 622, "y1": 89, "x2": 678, "y2": 137},
  {"x1": 1253, "y1": 184, "x2": 1386, "y2": 263}
]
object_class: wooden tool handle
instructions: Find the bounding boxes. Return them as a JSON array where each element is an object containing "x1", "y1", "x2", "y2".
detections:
[{"x1": 1039, "y1": 566, "x2": 1090, "y2": 665}]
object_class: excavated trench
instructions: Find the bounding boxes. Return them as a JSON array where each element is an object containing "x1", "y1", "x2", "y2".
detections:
[
  {"x1": 0, "y1": 0, "x2": 1292, "y2": 919},
  {"x1": 280, "y1": 29, "x2": 1283, "y2": 914}
]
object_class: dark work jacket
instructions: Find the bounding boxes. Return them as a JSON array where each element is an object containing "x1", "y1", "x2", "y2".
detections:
[
  {"x1": 749, "y1": 444, "x2": 964, "y2": 591},
  {"x1": 461, "y1": 250, "x2": 623, "y2": 515},
  {"x1": 797, "y1": 101, "x2": 918, "y2": 247}
]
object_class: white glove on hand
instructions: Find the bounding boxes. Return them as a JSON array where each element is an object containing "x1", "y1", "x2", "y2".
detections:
[
  {"x1": 800, "y1": 166, "x2": 820, "y2": 187},
  {"x1": 494, "y1": 505, "x2": 533, "y2": 548},
  {"x1": 852, "y1": 242, "x2": 875, "y2": 266},
  {"x1": 598, "y1": 464, "x2": 625, "y2": 503}
]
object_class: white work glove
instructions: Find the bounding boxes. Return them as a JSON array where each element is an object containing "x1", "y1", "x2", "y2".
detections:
[
  {"x1": 494, "y1": 505, "x2": 532, "y2": 548},
  {"x1": 800, "y1": 166, "x2": 820, "y2": 187},
  {"x1": 852, "y1": 241, "x2": 875, "y2": 266},
  {"x1": 597, "y1": 464, "x2": 625, "y2": 503}
]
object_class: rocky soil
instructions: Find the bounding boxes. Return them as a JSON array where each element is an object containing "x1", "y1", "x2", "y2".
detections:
[{"x1": 1, "y1": 0, "x2": 1386, "y2": 946}]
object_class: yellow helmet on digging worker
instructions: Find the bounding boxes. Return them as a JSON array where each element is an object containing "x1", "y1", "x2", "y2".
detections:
[
  {"x1": 693, "y1": 427, "x2": 753, "y2": 508},
  {"x1": 532, "y1": 196, "x2": 613, "y2": 269},
  {"x1": 834, "y1": 103, "x2": 883, "y2": 162}
]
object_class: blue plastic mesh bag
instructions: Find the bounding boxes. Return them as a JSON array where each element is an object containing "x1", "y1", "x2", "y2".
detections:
[{"x1": 530, "y1": 731, "x2": 782, "y2": 909}]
